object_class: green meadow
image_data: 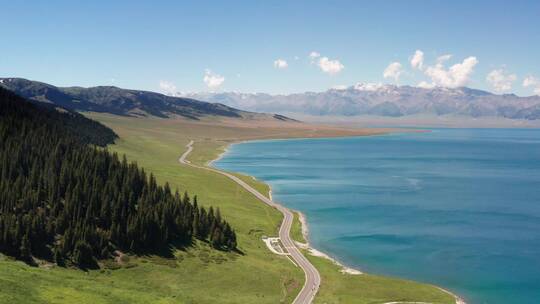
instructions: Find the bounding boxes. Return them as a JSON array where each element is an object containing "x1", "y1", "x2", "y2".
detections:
[{"x1": 0, "y1": 114, "x2": 455, "y2": 304}]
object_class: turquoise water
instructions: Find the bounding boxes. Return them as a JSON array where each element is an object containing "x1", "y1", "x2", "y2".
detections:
[{"x1": 215, "y1": 129, "x2": 540, "y2": 304}]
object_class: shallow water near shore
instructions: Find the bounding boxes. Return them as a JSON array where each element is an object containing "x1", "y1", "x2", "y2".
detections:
[{"x1": 214, "y1": 128, "x2": 540, "y2": 304}]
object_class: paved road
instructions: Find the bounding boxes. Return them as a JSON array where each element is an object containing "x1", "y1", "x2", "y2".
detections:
[{"x1": 179, "y1": 140, "x2": 321, "y2": 304}]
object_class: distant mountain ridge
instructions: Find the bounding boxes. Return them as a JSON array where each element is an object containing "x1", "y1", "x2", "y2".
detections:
[
  {"x1": 0, "y1": 78, "x2": 249, "y2": 119},
  {"x1": 183, "y1": 84, "x2": 540, "y2": 120}
]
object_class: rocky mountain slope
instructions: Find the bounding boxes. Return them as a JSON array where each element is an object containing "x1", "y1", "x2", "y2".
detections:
[{"x1": 184, "y1": 84, "x2": 540, "y2": 120}]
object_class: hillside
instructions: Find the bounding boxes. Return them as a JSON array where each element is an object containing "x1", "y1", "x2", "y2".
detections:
[
  {"x1": 0, "y1": 88, "x2": 236, "y2": 268},
  {"x1": 85, "y1": 112, "x2": 456, "y2": 304},
  {"x1": 184, "y1": 84, "x2": 540, "y2": 120},
  {"x1": 0, "y1": 78, "x2": 282, "y2": 120},
  {"x1": 0, "y1": 88, "x2": 456, "y2": 303}
]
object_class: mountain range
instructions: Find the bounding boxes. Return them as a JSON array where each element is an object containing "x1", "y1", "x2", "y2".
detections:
[
  {"x1": 183, "y1": 84, "x2": 540, "y2": 120},
  {"x1": 3, "y1": 78, "x2": 540, "y2": 122},
  {"x1": 0, "y1": 78, "x2": 265, "y2": 120}
]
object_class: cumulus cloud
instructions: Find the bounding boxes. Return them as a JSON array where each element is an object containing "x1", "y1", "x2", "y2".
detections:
[
  {"x1": 410, "y1": 50, "x2": 424, "y2": 70},
  {"x1": 309, "y1": 51, "x2": 344, "y2": 75},
  {"x1": 423, "y1": 56, "x2": 478, "y2": 88},
  {"x1": 318, "y1": 57, "x2": 344, "y2": 75},
  {"x1": 523, "y1": 76, "x2": 540, "y2": 95},
  {"x1": 383, "y1": 62, "x2": 403, "y2": 81},
  {"x1": 159, "y1": 80, "x2": 177, "y2": 96},
  {"x1": 203, "y1": 69, "x2": 225, "y2": 89},
  {"x1": 486, "y1": 69, "x2": 517, "y2": 92},
  {"x1": 273, "y1": 58, "x2": 288, "y2": 69}
]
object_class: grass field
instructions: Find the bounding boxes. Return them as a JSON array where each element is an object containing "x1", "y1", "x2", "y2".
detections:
[{"x1": 0, "y1": 114, "x2": 456, "y2": 304}]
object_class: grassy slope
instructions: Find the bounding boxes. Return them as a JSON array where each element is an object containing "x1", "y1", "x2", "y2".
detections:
[
  {"x1": 0, "y1": 114, "x2": 455, "y2": 304},
  {"x1": 291, "y1": 212, "x2": 307, "y2": 244}
]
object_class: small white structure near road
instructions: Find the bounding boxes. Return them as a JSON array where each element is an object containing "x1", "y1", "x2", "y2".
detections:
[{"x1": 262, "y1": 236, "x2": 288, "y2": 255}]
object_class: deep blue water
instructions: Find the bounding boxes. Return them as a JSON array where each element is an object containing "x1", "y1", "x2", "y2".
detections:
[{"x1": 214, "y1": 129, "x2": 540, "y2": 304}]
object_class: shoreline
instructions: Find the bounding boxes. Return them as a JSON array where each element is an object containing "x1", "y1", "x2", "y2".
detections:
[
  {"x1": 268, "y1": 189, "x2": 361, "y2": 275},
  {"x1": 294, "y1": 210, "x2": 363, "y2": 275},
  {"x1": 207, "y1": 144, "x2": 230, "y2": 167},
  {"x1": 205, "y1": 127, "x2": 428, "y2": 167},
  {"x1": 207, "y1": 136, "x2": 466, "y2": 304}
]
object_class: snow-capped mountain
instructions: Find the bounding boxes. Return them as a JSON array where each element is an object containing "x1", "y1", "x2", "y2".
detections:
[{"x1": 183, "y1": 84, "x2": 540, "y2": 120}]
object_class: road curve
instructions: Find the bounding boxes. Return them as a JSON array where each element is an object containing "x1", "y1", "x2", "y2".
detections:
[{"x1": 179, "y1": 140, "x2": 321, "y2": 304}]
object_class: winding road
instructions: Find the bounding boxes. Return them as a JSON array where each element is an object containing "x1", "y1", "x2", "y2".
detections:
[{"x1": 179, "y1": 140, "x2": 321, "y2": 304}]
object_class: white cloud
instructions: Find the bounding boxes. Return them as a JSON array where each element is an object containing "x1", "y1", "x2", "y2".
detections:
[
  {"x1": 159, "y1": 80, "x2": 177, "y2": 95},
  {"x1": 423, "y1": 56, "x2": 478, "y2": 88},
  {"x1": 383, "y1": 62, "x2": 403, "y2": 81},
  {"x1": 417, "y1": 81, "x2": 435, "y2": 89},
  {"x1": 523, "y1": 76, "x2": 538, "y2": 87},
  {"x1": 308, "y1": 51, "x2": 344, "y2": 75},
  {"x1": 410, "y1": 50, "x2": 424, "y2": 70},
  {"x1": 203, "y1": 69, "x2": 225, "y2": 89},
  {"x1": 486, "y1": 69, "x2": 516, "y2": 92},
  {"x1": 437, "y1": 54, "x2": 453, "y2": 63},
  {"x1": 273, "y1": 58, "x2": 288, "y2": 69},
  {"x1": 317, "y1": 57, "x2": 344, "y2": 75},
  {"x1": 523, "y1": 76, "x2": 540, "y2": 95},
  {"x1": 309, "y1": 51, "x2": 321, "y2": 61}
]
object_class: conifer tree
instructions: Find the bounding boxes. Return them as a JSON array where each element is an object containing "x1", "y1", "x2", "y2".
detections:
[{"x1": 0, "y1": 87, "x2": 238, "y2": 268}]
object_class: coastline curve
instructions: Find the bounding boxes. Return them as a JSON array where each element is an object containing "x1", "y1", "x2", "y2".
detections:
[{"x1": 179, "y1": 140, "x2": 321, "y2": 304}]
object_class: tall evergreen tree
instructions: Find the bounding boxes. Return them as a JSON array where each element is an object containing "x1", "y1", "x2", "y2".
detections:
[{"x1": 0, "y1": 87, "x2": 237, "y2": 268}]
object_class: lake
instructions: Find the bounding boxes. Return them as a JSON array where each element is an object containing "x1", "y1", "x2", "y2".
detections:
[{"x1": 214, "y1": 128, "x2": 540, "y2": 304}]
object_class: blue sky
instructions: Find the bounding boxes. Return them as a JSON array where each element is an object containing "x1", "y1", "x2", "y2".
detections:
[{"x1": 1, "y1": 0, "x2": 539, "y2": 95}]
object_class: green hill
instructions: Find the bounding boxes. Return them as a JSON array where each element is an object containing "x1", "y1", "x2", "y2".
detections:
[
  {"x1": 0, "y1": 88, "x2": 236, "y2": 269},
  {"x1": 0, "y1": 87, "x2": 456, "y2": 304}
]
